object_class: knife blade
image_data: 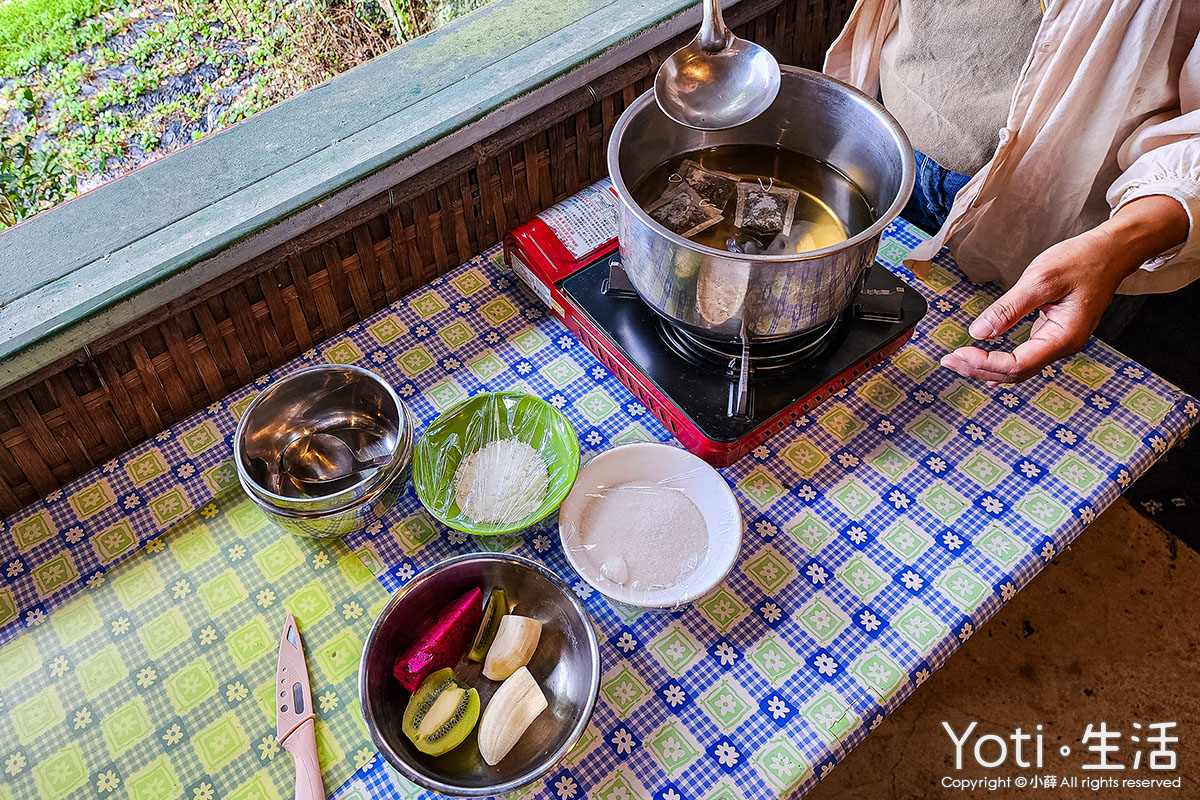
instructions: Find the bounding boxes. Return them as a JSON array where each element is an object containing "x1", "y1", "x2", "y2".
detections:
[{"x1": 276, "y1": 613, "x2": 326, "y2": 800}]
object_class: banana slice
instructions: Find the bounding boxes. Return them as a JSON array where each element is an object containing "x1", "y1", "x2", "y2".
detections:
[
  {"x1": 478, "y1": 666, "x2": 548, "y2": 765},
  {"x1": 482, "y1": 615, "x2": 542, "y2": 681}
]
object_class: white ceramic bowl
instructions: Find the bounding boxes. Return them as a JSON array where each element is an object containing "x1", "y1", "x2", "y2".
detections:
[{"x1": 558, "y1": 442, "x2": 743, "y2": 608}]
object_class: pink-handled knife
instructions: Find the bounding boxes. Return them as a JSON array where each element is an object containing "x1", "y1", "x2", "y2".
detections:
[{"x1": 276, "y1": 613, "x2": 326, "y2": 800}]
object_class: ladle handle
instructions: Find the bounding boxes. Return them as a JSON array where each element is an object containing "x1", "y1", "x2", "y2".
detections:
[{"x1": 698, "y1": 0, "x2": 732, "y2": 52}]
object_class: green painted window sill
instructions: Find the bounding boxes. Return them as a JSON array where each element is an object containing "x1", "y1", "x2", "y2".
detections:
[{"x1": 0, "y1": 0, "x2": 719, "y2": 388}]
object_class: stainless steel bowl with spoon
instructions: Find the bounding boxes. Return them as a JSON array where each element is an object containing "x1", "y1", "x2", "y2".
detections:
[
  {"x1": 234, "y1": 364, "x2": 414, "y2": 538},
  {"x1": 360, "y1": 553, "x2": 601, "y2": 796}
]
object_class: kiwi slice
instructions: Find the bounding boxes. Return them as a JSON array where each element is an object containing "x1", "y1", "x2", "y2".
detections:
[
  {"x1": 401, "y1": 668, "x2": 480, "y2": 756},
  {"x1": 467, "y1": 588, "x2": 508, "y2": 663}
]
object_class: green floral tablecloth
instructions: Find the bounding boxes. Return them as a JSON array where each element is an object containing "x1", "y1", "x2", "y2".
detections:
[{"x1": 0, "y1": 489, "x2": 388, "y2": 799}]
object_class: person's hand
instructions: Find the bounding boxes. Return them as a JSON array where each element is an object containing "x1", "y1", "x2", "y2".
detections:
[
  {"x1": 940, "y1": 195, "x2": 1190, "y2": 384},
  {"x1": 939, "y1": 228, "x2": 1129, "y2": 383}
]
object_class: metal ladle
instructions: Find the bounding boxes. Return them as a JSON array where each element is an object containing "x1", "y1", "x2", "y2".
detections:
[
  {"x1": 654, "y1": 0, "x2": 781, "y2": 130},
  {"x1": 281, "y1": 432, "x2": 392, "y2": 487}
]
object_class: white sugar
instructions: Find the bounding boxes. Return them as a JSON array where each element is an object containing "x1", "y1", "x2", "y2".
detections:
[{"x1": 576, "y1": 481, "x2": 709, "y2": 592}]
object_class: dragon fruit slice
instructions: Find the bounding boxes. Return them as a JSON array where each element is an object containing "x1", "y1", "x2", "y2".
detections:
[{"x1": 394, "y1": 587, "x2": 483, "y2": 692}]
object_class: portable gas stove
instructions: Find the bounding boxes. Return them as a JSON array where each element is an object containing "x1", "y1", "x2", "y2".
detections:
[{"x1": 503, "y1": 181, "x2": 927, "y2": 467}]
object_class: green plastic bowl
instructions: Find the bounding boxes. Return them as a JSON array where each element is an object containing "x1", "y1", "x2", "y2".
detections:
[{"x1": 413, "y1": 392, "x2": 581, "y2": 535}]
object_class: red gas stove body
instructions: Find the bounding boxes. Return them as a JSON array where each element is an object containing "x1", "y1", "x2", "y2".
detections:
[{"x1": 503, "y1": 181, "x2": 925, "y2": 467}]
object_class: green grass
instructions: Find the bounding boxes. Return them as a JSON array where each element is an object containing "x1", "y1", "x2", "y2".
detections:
[
  {"x1": 0, "y1": 0, "x2": 116, "y2": 75},
  {"x1": 0, "y1": 0, "x2": 491, "y2": 227}
]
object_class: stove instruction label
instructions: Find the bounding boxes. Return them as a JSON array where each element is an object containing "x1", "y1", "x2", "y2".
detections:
[
  {"x1": 536, "y1": 179, "x2": 618, "y2": 259},
  {"x1": 507, "y1": 251, "x2": 560, "y2": 315}
]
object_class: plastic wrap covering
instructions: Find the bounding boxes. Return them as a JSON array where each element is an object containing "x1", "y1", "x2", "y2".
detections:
[
  {"x1": 414, "y1": 392, "x2": 581, "y2": 535},
  {"x1": 559, "y1": 443, "x2": 742, "y2": 610}
]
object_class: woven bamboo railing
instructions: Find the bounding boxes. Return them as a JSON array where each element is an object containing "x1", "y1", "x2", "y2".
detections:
[{"x1": 0, "y1": 0, "x2": 851, "y2": 516}]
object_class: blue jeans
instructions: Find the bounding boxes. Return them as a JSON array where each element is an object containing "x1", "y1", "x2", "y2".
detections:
[
  {"x1": 901, "y1": 149, "x2": 1144, "y2": 340},
  {"x1": 901, "y1": 149, "x2": 971, "y2": 234}
]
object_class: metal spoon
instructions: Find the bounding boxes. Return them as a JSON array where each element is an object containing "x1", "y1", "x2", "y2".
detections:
[
  {"x1": 281, "y1": 432, "x2": 392, "y2": 486},
  {"x1": 654, "y1": 0, "x2": 781, "y2": 130}
]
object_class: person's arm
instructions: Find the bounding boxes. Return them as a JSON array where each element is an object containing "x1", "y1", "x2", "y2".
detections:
[
  {"x1": 942, "y1": 30, "x2": 1200, "y2": 384},
  {"x1": 940, "y1": 195, "x2": 1189, "y2": 383}
]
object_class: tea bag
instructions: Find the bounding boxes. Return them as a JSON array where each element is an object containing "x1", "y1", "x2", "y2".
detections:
[
  {"x1": 646, "y1": 182, "x2": 723, "y2": 239},
  {"x1": 734, "y1": 180, "x2": 800, "y2": 236},
  {"x1": 678, "y1": 159, "x2": 739, "y2": 211}
]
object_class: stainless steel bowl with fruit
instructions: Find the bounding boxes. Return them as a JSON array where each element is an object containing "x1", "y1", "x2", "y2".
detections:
[{"x1": 358, "y1": 553, "x2": 601, "y2": 796}]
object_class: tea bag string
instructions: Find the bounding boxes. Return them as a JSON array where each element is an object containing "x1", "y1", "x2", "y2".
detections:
[{"x1": 756, "y1": 177, "x2": 775, "y2": 192}]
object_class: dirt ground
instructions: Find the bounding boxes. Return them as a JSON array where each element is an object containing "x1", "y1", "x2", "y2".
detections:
[{"x1": 807, "y1": 498, "x2": 1199, "y2": 799}]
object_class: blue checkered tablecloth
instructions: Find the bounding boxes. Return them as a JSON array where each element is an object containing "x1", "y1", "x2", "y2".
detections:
[{"x1": 1, "y1": 218, "x2": 1195, "y2": 800}]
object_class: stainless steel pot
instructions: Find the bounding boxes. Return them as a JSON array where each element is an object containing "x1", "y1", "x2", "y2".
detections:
[{"x1": 607, "y1": 65, "x2": 914, "y2": 342}]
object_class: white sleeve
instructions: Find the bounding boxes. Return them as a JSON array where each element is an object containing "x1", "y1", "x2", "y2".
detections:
[{"x1": 1107, "y1": 33, "x2": 1200, "y2": 276}]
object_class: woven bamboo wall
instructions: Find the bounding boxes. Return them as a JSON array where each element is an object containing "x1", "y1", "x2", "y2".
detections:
[{"x1": 0, "y1": 0, "x2": 852, "y2": 516}]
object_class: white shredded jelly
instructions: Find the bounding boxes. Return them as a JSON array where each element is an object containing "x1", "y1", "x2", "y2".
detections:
[
  {"x1": 576, "y1": 481, "x2": 709, "y2": 592},
  {"x1": 453, "y1": 438, "x2": 550, "y2": 525}
]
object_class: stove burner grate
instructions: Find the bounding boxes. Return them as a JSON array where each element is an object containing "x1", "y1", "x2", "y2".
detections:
[{"x1": 655, "y1": 314, "x2": 846, "y2": 376}]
